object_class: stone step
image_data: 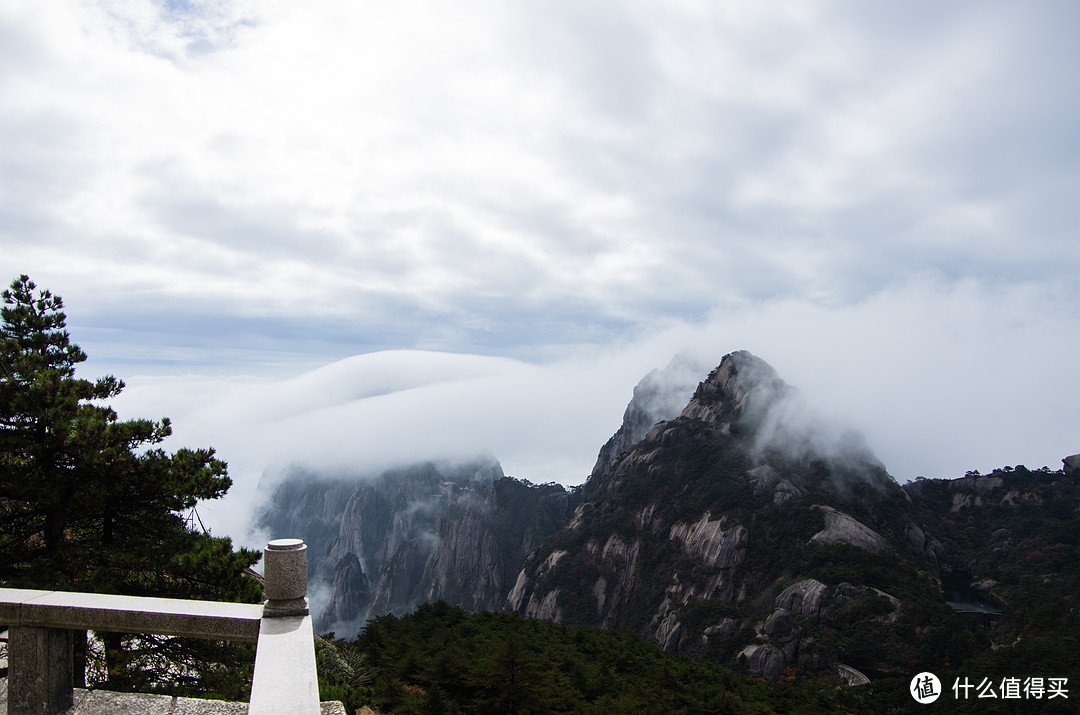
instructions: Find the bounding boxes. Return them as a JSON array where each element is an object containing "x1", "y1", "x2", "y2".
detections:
[{"x1": 0, "y1": 679, "x2": 346, "y2": 715}]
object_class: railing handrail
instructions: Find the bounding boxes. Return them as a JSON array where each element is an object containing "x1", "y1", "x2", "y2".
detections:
[
  {"x1": 1, "y1": 538, "x2": 323, "y2": 715},
  {"x1": 0, "y1": 587, "x2": 263, "y2": 642}
]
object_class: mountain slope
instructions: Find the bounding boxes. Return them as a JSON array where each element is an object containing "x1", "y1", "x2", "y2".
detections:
[
  {"x1": 258, "y1": 349, "x2": 1079, "y2": 694},
  {"x1": 508, "y1": 351, "x2": 947, "y2": 680},
  {"x1": 257, "y1": 458, "x2": 573, "y2": 638}
]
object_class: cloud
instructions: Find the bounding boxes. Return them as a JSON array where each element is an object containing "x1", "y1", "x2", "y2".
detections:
[
  {"x1": 97, "y1": 273, "x2": 1080, "y2": 547},
  {"x1": 106, "y1": 348, "x2": 653, "y2": 544},
  {"x1": 2, "y1": 2, "x2": 1078, "y2": 546},
  {"x1": 670, "y1": 275, "x2": 1080, "y2": 484},
  {"x1": 4, "y1": 0, "x2": 1078, "y2": 344}
]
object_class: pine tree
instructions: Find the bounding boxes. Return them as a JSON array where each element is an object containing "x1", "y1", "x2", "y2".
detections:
[
  {"x1": 0, "y1": 274, "x2": 259, "y2": 596},
  {"x1": 0, "y1": 275, "x2": 261, "y2": 695}
]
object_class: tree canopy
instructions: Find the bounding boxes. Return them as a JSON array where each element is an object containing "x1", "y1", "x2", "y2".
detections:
[
  {"x1": 0, "y1": 274, "x2": 259, "y2": 600},
  {"x1": 314, "y1": 601, "x2": 868, "y2": 714},
  {"x1": 0, "y1": 274, "x2": 263, "y2": 696}
]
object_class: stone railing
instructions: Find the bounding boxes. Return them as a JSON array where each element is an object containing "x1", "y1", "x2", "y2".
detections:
[{"x1": 1, "y1": 538, "x2": 326, "y2": 715}]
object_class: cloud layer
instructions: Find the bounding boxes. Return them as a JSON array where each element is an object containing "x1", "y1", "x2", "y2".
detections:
[
  {"x1": 3, "y1": 2, "x2": 1079, "y2": 542},
  {"x1": 105, "y1": 274, "x2": 1080, "y2": 544},
  {"x1": 4, "y1": 1, "x2": 1078, "y2": 361}
]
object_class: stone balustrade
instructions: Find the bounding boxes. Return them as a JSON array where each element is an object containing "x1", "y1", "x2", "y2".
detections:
[{"x1": 0, "y1": 539, "x2": 336, "y2": 715}]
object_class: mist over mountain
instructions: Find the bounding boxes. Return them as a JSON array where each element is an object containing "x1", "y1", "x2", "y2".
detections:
[
  {"x1": 507, "y1": 351, "x2": 922, "y2": 674},
  {"x1": 256, "y1": 457, "x2": 574, "y2": 639},
  {"x1": 256, "y1": 350, "x2": 1079, "y2": 691},
  {"x1": 590, "y1": 353, "x2": 710, "y2": 480}
]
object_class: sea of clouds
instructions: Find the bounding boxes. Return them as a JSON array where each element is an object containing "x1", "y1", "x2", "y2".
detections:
[{"x1": 101, "y1": 274, "x2": 1080, "y2": 547}]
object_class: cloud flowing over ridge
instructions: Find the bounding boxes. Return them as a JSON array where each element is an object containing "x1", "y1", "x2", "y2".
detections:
[
  {"x1": 104, "y1": 275, "x2": 1080, "y2": 544},
  {"x1": 2, "y1": 2, "x2": 1078, "y2": 542}
]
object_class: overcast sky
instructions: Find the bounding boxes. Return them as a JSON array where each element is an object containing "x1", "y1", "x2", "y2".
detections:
[{"x1": 3, "y1": 1, "x2": 1079, "y2": 543}]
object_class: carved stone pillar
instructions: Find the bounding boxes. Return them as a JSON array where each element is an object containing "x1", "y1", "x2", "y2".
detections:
[{"x1": 263, "y1": 538, "x2": 309, "y2": 617}]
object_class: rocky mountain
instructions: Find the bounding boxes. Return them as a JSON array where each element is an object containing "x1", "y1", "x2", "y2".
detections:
[
  {"x1": 507, "y1": 350, "x2": 946, "y2": 681},
  {"x1": 255, "y1": 352, "x2": 705, "y2": 638},
  {"x1": 588, "y1": 353, "x2": 709, "y2": 480},
  {"x1": 505, "y1": 351, "x2": 1080, "y2": 687},
  {"x1": 256, "y1": 458, "x2": 573, "y2": 638},
  {"x1": 257, "y1": 349, "x2": 1079, "y2": 691}
]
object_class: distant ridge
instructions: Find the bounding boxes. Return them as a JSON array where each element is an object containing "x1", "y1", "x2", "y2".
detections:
[{"x1": 257, "y1": 350, "x2": 1080, "y2": 689}]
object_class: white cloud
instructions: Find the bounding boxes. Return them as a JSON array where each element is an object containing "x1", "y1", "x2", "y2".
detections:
[
  {"x1": 3, "y1": 2, "x2": 1078, "y2": 544},
  {"x1": 5, "y1": 0, "x2": 1076, "y2": 329},
  {"x1": 99, "y1": 274, "x2": 1080, "y2": 547}
]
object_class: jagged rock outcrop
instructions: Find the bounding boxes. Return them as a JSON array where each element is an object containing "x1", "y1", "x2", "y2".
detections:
[
  {"x1": 257, "y1": 458, "x2": 572, "y2": 637},
  {"x1": 590, "y1": 354, "x2": 707, "y2": 479},
  {"x1": 702, "y1": 619, "x2": 737, "y2": 641},
  {"x1": 669, "y1": 513, "x2": 747, "y2": 569},
  {"x1": 677, "y1": 352, "x2": 791, "y2": 430},
  {"x1": 763, "y1": 608, "x2": 798, "y2": 657},
  {"x1": 367, "y1": 539, "x2": 426, "y2": 616},
  {"x1": 738, "y1": 644, "x2": 787, "y2": 682},
  {"x1": 507, "y1": 350, "x2": 936, "y2": 681},
  {"x1": 326, "y1": 552, "x2": 371, "y2": 626},
  {"x1": 775, "y1": 578, "x2": 828, "y2": 622},
  {"x1": 327, "y1": 488, "x2": 392, "y2": 569},
  {"x1": 655, "y1": 612, "x2": 682, "y2": 651}
]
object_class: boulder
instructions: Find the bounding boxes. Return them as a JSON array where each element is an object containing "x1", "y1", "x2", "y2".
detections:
[
  {"x1": 809, "y1": 506, "x2": 885, "y2": 553},
  {"x1": 1064, "y1": 454, "x2": 1080, "y2": 475},
  {"x1": 775, "y1": 579, "x2": 828, "y2": 622},
  {"x1": 747, "y1": 465, "x2": 781, "y2": 492},
  {"x1": 764, "y1": 608, "x2": 793, "y2": 637},
  {"x1": 703, "y1": 618, "x2": 738, "y2": 639},
  {"x1": 738, "y1": 644, "x2": 787, "y2": 682},
  {"x1": 773, "y1": 479, "x2": 804, "y2": 507}
]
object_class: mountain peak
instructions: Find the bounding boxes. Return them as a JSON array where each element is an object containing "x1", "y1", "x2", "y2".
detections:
[
  {"x1": 676, "y1": 351, "x2": 891, "y2": 493},
  {"x1": 509, "y1": 352, "x2": 931, "y2": 679},
  {"x1": 589, "y1": 353, "x2": 709, "y2": 479},
  {"x1": 679, "y1": 350, "x2": 793, "y2": 430}
]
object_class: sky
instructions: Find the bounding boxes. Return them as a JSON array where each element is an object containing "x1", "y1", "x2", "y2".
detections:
[{"x1": 3, "y1": 1, "x2": 1079, "y2": 544}]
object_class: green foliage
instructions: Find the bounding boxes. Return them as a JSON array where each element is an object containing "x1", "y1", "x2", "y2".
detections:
[
  {"x1": 801, "y1": 544, "x2": 912, "y2": 596},
  {"x1": 334, "y1": 602, "x2": 870, "y2": 714},
  {"x1": 81, "y1": 632, "x2": 257, "y2": 702},
  {"x1": 881, "y1": 461, "x2": 1080, "y2": 710},
  {"x1": 316, "y1": 634, "x2": 375, "y2": 712},
  {"x1": 0, "y1": 275, "x2": 261, "y2": 695},
  {"x1": 0, "y1": 275, "x2": 261, "y2": 596}
]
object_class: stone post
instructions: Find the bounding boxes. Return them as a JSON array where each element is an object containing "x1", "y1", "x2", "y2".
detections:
[
  {"x1": 8, "y1": 626, "x2": 73, "y2": 715},
  {"x1": 262, "y1": 538, "x2": 308, "y2": 617}
]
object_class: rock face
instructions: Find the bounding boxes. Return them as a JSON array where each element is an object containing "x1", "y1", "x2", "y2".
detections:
[
  {"x1": 1064, "y1": 453, "x2": 1080, "y2": 474},
  {"x1": 506, "y1": 351, "x2": 934, "y2": 680},
  {"x1": 808, "y1": 506, "x2": 886, "y2": 553},
  {"x1": 257, "y1": 458, "x2": 573, "y2": 638},
  {"x1": 669, "y1": 513, "x2": 747, "y2": 569},
  {"x1": 589, "y1": 354, "x2": 708, "y2": 480},
  {"x1": 256, "y1": 349, "x2": 1080, "y2": 685},
  {"x1": 775, "y1": 579, "x2": 828, "y2": 622},
  {"x1": 327, "y1": 552, "x2": 370, "y2": 624}
]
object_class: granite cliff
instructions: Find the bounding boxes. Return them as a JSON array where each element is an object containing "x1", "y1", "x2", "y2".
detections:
[
  {"x1": 506, "y1": 350, "x2": 941, "y2": 680},
  {"x1": 257, "y1": 459, "x2": 572, "y2": 638},
  {"x1": 256, "y1": 350, "x2": 1080, "y2": 688}
]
